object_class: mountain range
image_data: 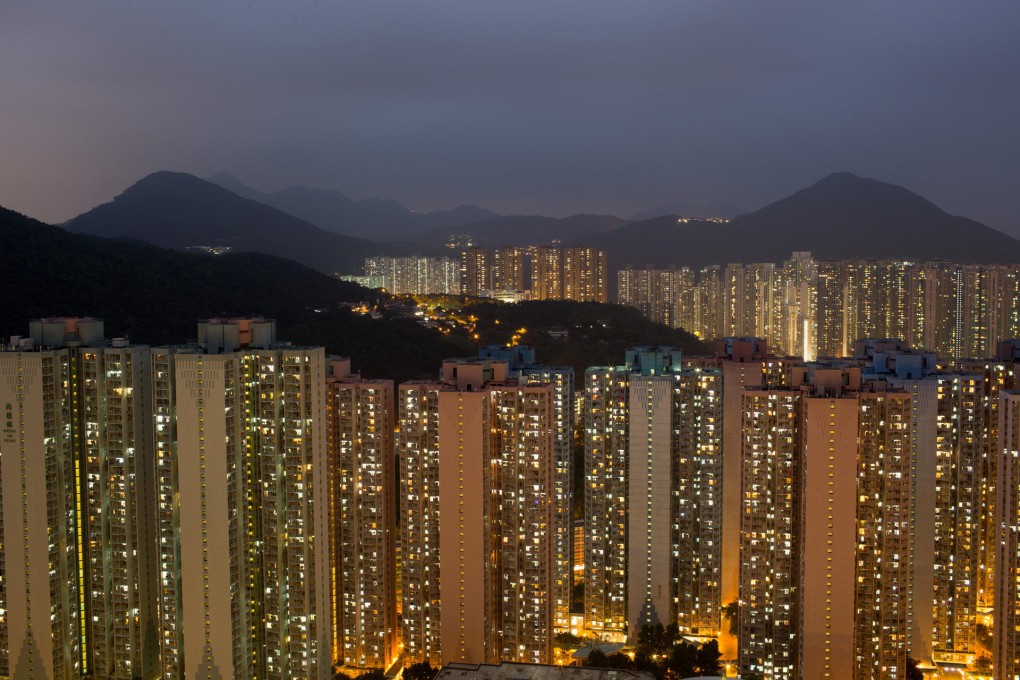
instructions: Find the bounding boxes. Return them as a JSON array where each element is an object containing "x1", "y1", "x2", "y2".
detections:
[
  {"x1": 63, "y1": 169, "x2": 1020, "y2": 279},
  {"x1": 207, "y1": 172, "x2": 499, "y2": 241},
  {"x1": 583, "y1": 172, "x2": 1020, "y2": 270},
  {"x1": 0, "y1": 203, "x2": 470, "y2": 381},
  {"x1": 68, "y1": 171, "x2": 440, "y2": 274},
  {"x1": 1, "y1": 203, "x2": 705, "y2": 379}
]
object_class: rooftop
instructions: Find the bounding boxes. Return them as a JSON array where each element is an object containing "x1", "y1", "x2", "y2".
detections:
[{"x1": 435, "y1": 662, "x2": 654, "y2": 680}]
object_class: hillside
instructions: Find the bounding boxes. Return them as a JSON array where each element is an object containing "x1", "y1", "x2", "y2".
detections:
[
  {"x1": 580, "y1": 172, "x2": 1020, "y2": 270},
  {"x1": 414, "y1": 213, "x2": 627, "y2": 248},
  {"x1": 207, "y1": 172, "x2": 499, "y2": 240},
  {"x1": 0, "y1": 205, "x2": 467, "y2": 382},
  {"x1": 460, "y1": 299, "x2": 709, "y2": 376},
  {"x1": 67, "y1": 171, "x2": 434, "y2": 274}
]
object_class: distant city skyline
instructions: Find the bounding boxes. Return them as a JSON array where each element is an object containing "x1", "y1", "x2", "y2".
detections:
[{"x1": 1, "y1": 1, "x2": 1019, "y2": 235}]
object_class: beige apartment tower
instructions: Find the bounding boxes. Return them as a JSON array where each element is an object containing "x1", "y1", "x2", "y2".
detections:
[
  {"x1": 153, "y1": 318, "x2": 331, "y2": 680},
  {"x1": 0, "y1": 318, "x2": 160, "y2": 680},
  {"x1": 398, "y1": 359, "x2": 556, "y2": 666},
  {"x1": 0, "y1": 328, "x2": 88, "y2": 680},
  {"x1": 683, "y1": 337, "x2": 789, "y2": 661},
  {"x1": 739, "y1": 366, "x2": 912, "y2": 680},
  {"x1": 326, "y1": 359, "x2": 397, "y2": 671},
  {"x1": 584, "y1": 348, "x2": 723, "y2": 641}
]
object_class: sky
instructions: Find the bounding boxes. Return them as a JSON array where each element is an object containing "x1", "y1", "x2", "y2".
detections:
[{"x1": 1, "y1": 1, "x2": 1019, "y2": 234}]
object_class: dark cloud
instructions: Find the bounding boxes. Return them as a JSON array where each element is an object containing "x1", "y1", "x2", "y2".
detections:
[{"x1": 1, "y1": 0, "x2": 1018, "y2": 234}]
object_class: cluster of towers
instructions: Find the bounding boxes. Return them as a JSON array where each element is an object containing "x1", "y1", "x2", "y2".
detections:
[
  {"x1": 6, "y1": 316, "x2": 1020, "y2": 679},
  {"x1": 577, "y1": 337, "x2": 1020, "y2": 679},
  {"x1": 459, "y1": 245, "x2": 607, "y2": 302},
  {"x1": 352, "y1": 246, "x2": 608, "y2": 303},
  {"x1": 619, "y1": 253, "x2": 1020, "y2": 362},
  {"x1": 0, "y1": 317, "x2": 579, "y2": 679}
]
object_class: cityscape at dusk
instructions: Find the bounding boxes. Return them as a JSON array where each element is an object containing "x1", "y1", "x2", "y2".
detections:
[{"x1": 3, "y1": 2, "x2": 1020, "y2": 680}]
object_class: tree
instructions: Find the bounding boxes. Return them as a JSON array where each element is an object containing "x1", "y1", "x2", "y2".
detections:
[
  {"x1": 905, "y1": 657, "x2": 923, "y2": 680},
  {"x1": 605, "y1": 653, "x2": 636, "y2": 671},
  {"x1": 970, "y1": 654, "x2": 993, "y2": 676},
  {"x1": 694, "y1": 640, "x2": 722, "y2": 676},
  {"x1": 666, "y1": 641, "x2": 698, "y2": 677},
  {"x1": 633, "y1": 651, "x2": 658, "y2": 675},
  {"x1": 721, "y1": 601, "x2": 739, "y2": 637},
  {"x1": 587, "y1": 650, "x2": 608, "y2": 668},
  {"x1": 357, "y1": 671, "x2": 387, "y2": 680},
  {"x1": 976, "y1": 622, "x2": 993, "y2": 653},
  {"x1": 405, "y1": 662, "x2": 437, "y2": 680}
]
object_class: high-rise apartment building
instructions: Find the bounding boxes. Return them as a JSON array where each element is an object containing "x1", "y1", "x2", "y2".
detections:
[
  {"x1": 620, "y1": 255, "x2": 1020, "y2": 362},
  {"x1": 80, "y1": 334, "x2": 160, "y2": 680},
  {"x1": 582, "y1": 362, "x2": 630, "y2": 640},
  {"x1": 364, "y1": 256, "x2": 461, "y2": 295},
  {"x1": 739, "y1": 365, "x2": 912, "y2": 680},
  {"x1": 960, "y1": 339, "x2": 1020, "y2": 615},
  {"x1": 563, "y1": 247, "x2": 608, "y2": 303},
  {"x1": 681, "y1": 338, "x2": 790, "y2": 659},
  {"x1": 153, "y1": 318, "x2": 331, "y2": 680},
  {"x1": 995, "y1": 390, "x2": 1020, "y2": 678},
  {"x1": 326, "y1": 359, "x2": 397, "y2": 671},
  {"x1": 931, "y1": 372, "x2": 984, "y2": 663},
  {"x1": 492, "y1": 247, "x2": 526, "y2": 291},
  {"x1": 397, "y1": 379, "x2": 444, "y2": 667},
  {"x1": 854, "y1": 340, "x2": 940, "y2": 665},
  {"x1": 583, "y1": 348, "x2": 722, "y2": 641},
  {"x1": 529, "y1": 246, "x2": 563, "y2": 301},
  {"x1": 461, "y1": 247, "x2": 493, "y2": 297},
  {"x1": 478, "y1": 346, "x2": 575, "y2": 632},
  {"x1": 617, "y1": 267, "x2": 695, "y2": 330},
  {"x1": 0, "y1": 318, "x2": 159, "y2": 680},
  {"x1": 398, "y1": 359, "x2": 556, "y2": 666}
]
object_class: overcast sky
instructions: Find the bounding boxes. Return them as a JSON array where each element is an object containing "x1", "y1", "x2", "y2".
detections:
[{"x1": 1, "y1": 1, "x2": 1018, "y2": 234}]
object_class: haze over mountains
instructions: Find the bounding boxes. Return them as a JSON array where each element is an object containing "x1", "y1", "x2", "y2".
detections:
[
  {"x1": 61, "y1": 169, "x2": 1020, "y2": 278},
  {"x1": 207, "y1": 172, "x2": 499, "y2": 241},
  {"x1": 629, "y1": 199, "x2": 746, "y2": 221}
]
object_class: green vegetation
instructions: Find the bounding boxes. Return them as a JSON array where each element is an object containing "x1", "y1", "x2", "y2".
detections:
[
  {"x1": 463, "y1": 300, "x2": 709, "y2": 377},
  {"x1": 970, "y1": 653, "x2": 993, "y2": 676},
  {"x1": 583, "y1": 624, "x2": 722, "y2": 679},
  {"x1": 721, "y1": 601, "x2": 739, "y2": 637},
  {"x1": 403, "y1": 662, "x2": 437, "y2": 680},
  {"x1": 2, "y1": 206, "x2": 707, "y2": 385},
  {"x1": 0, "y1": 206, "x2": 467, "y2": 384}
]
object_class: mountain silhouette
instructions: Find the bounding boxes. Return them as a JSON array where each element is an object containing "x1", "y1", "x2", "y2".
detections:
[
  {"x1": 68, "y1": 171, "x2": 433, "y2": 273},
  {"x1": 579, "y1": 172, "x2": 1020, "y2": 270},
  {"x1": 207, "y1": 172, "x2": 499, "y2": 240},
  {"x1": 0, "y1": 203, "x2": 467, "y2": 382}
]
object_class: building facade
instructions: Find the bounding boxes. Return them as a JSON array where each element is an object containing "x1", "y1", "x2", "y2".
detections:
[
  {"x1": 398, "y1": 359, "x2": 557, "y2": 666},
  {"x1": 584, "y1": 348, "x2": 723, "y2": 642},
  {"x1": 739, "y1": 365, "x2": 912, "y2": 680},
  {"x1": 326, "y1": 359, "x2": 397, "y2": 671},
  {"x1": 0, "y1": 318, "x2": 160, "y2": 680},
  {"x1": 153, "y1": 318, "x2": 331, "y2": 680}
]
